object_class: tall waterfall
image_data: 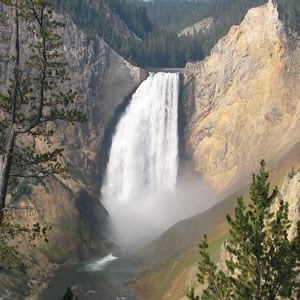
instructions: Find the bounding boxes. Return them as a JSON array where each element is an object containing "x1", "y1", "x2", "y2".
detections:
[{"x1": 102, "y1": 72, "x2": 180, "y2": 250}]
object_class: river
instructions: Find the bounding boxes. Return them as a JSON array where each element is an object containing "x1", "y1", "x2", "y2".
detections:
[{"x1": 40, "y1": 255, "x2": 139, "y2": 299}]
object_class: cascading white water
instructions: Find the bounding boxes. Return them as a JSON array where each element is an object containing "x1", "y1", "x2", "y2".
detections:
[
  {"x1": 102, "y1": 72, "x2": 180, "y2": 250},
  {"x1": 103, "y1": 72, "x2": 179, "y2": 205},
  {"x1": 80, "y1": 254, "x2": 118, "y2": 272}
]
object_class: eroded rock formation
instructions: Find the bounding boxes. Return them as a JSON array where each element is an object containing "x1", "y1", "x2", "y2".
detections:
[
  {"x1": 178, "y1": 17, "x2": 214, "y2": 37},
  {"x1": 183, "y1": 0, "x2": 300, "y2": 193}
]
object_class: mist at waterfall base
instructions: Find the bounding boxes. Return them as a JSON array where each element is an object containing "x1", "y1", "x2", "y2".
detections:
[
  {"x1": 104, "y1": 178, "x2": 215, "y2": 253},
  {"x1": 102, "y1": 72, "x2": 215, "y2": 253}
]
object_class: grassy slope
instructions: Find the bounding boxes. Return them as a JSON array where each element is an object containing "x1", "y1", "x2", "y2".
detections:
[{"x1": 132, "y1": 141, "x2": 300, "y2": 300}]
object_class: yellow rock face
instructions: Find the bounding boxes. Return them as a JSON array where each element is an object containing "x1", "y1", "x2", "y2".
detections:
[{"x1": 184, "y1": 1, "x2": 300, "y2": 193}]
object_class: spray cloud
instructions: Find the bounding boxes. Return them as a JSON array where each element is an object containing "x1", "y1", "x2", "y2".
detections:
[{"x1": 102, "y1": 72, "x2": 216, "y2": 253}]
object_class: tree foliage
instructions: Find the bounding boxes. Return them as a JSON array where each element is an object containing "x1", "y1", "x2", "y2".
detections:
[
  {"x1": 187, "y1": 161, "x2": 300, "y2": 299},
  {"x1": 0, "y1": 214, "x2": 51, "y2": 269},
  {"x1": 61, "y1": 287, "x2": 78, "y2": 300},
  {"x1": 143, "y1": 0, "x2": 266, "y2": 31},
  {"x1": 0, "y1": 0, "x2": 85, "y2": 268},
  {"x1": 0, "y1": 0, "x2": 86, "y2": 221}
]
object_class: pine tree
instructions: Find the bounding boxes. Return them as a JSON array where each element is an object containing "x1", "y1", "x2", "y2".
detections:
[
  {"x1": 0, "y1": 0, "x2": 86, "y2": 224},
  {"x1": 61, "y1": 287, "x2": 78, "y2": 300},
  {"x1": 187, "y1": 161, "x2": 300, "y2": 299}
]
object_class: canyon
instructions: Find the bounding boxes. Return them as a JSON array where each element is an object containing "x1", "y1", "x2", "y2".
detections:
[
  {"x1": 0, "y1": 0, "x2": 299, "y2": 298},
  {"x1": 134, "y1": 1, "x2": 300, "y2": 298}
]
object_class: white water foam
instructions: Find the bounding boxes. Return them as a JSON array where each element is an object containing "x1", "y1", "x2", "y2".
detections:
[{"x1": 80, "y1": 254, "x2": 118, "y2": 272}]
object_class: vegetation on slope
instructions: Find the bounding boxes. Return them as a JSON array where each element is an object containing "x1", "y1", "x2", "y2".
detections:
[
  {"x1": 50, "y1": 0, "x2": 277, "y2": 68},
  {"x1": 187, "y1": 161, "x2": 300, "y2": 299},
  {"x1": 132, "y1": 230, "x2": 230, "y2": 300},
  {"x1": 143, "y1": 0, "x2": 265, "y2": 30},
  {"x1": 133, "y1": 146, "x2": 300, "y2": 300}
]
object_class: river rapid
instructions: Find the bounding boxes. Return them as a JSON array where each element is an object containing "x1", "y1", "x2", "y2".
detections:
[{"x1": 40, "y1": 255, "x2": 139, "y2": 299}]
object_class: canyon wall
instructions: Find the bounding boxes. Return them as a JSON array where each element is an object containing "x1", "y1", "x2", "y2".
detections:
[
  {"x1": 0, "y1": 5, "x2": 144, "y2": 295},
  {"x1": 183, "y1": 0, "x2": 300, "y2": 193},
  {"x1": 28, "y1": 15, "x2": 144, "y2": 257}
]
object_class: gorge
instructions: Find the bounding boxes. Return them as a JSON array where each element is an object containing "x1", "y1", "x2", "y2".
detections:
[{"x1": 0, "y1": 0, "x2": 299, "y2": 299}]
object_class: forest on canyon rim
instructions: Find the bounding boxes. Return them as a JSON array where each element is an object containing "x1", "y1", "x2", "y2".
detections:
[{"x1": 50, "y1": 0, "x2": 299, "y2": 68}]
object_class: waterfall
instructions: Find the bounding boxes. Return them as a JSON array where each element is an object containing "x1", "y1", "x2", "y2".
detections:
[{"x1": 102, "y1": 72, "x2": 180, "y2": 250}]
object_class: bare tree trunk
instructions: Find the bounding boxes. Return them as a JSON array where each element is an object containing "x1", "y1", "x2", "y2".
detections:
[
  {"x1": 0, "y1": 127, "x2": 16, "y2": 223},
  {"x1": 0, "y1": 3, "x2": 19, "y2": 224}
]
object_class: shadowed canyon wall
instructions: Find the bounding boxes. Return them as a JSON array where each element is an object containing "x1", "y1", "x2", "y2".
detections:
[{"x1": 0, "y1": 4, "x2": 145, "y2": 283}]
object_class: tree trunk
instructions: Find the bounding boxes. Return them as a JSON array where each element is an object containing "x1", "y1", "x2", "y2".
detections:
[
  {"x1": 0, "y1": 4, "x2": 19, "y2": 225},
  {"x1": 0, "y1": 126, "x2": 16, "y2": 224}
]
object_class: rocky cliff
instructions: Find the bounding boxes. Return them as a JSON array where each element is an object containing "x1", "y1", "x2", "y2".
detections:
[
  {"x1": 0, "y1": 4, "x2": 145, "y2": 297},
  {"x1": 54, "y1": 14, "x2": 145, "y2": 194},
  {"x1": 183, "y1": 0, "x2": 300, "y2": 193},
  {"x1": 278, "y1": 169, "x2": 300, "y2": 240},
  {"x1": 178, "y1": 17, "x2": 214, "y2": 37},
  {"x1": 28, "y1": 16, "x2": 144, "y2": 253}
]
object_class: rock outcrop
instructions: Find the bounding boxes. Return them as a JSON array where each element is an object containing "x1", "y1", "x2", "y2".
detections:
[
  {"x1": 278, "y1": 169, "x2": 300, "y2": 240},
  {"x1": 183, "y1": 0, "x2": 300, "y2": 193},
  {"x1": 178, "y1": 17, "x2": 214, "y2": 37},
  {"x1": 54, "y1": 14, "x2": 144, "y2": 194}
]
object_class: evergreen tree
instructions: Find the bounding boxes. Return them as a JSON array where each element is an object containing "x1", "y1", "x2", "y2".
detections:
[
  {"x1": 0, "y1": 0, "x2": 86, "y2": 269},
  {"x1": 0, "y1": 0, "x2": 86, "y2": 225},
  {"x1": 61, "y1": 287, "x2": 78, "y2": 300},
  {"x1": 187, "y1": 161, "x2": 300, "y2": 299}
]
